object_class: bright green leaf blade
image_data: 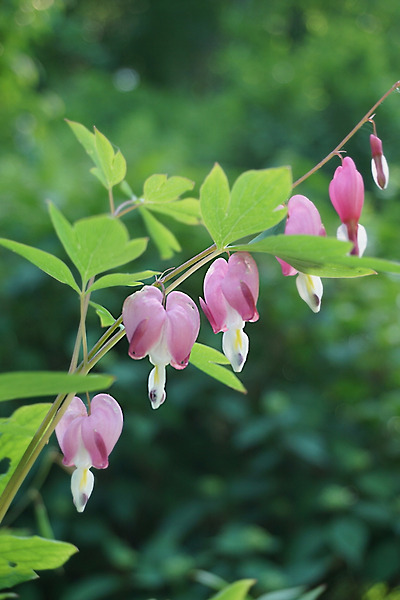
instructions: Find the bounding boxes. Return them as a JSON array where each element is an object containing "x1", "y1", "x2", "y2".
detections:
[
  {"x1": 208, "y1": 579, "x2": 256, "y2": 600},
  {"x1": 146, "y1": 198, "x2": 201, "y2": 225},
  {"x1": 89, "y1": 302, "x2": 117, "y2": 327},
  {"x1": 143, "y1": 174, "x2": 194, "y2": 203},
  {"x1": 0, "y1": 238, "x2": 80, "y2": 293},
  {"x1": 49, "y1": 206, "x2": 148, "y2": 285},
  {"x1": 90, "y1": 166, "x2": 108, "y2": 188},
  {"x1": 111, "y1": 150, "x2": 127, "y2": 187},
  {"x1": 190, "y1": 343, "x2": 246, "y2": 394},
  {"x1": 94, "y1": 126, "x2": 115, "y2": 188},
  {"x1": 66, "y1": 119, "x2": 97, "y2": 166},
  {"x1": 222, "y1": 167, "x2": 291, "y2": 246},
  {"x1": 0, "y1": 372, "x2": 114, "y2": 402},
  {"x1": 0, "y1": 403, "x2": 51, "y2": 495},
  {"x1": 139, "y1": 207, "x2": 181, "y2": 260},
  {"x1": 232, "y1": 235, "x2": 379, "y2": 277},
  {"x1": 48, "y1": 203, "x2": 79, "y2": 271},
  {"x1": 0, "y1": 534, "x2": 78, "y2": 589},
  {"x1": 88, "y1": 270, "x2": 159, "y2": 292},
  {"x1": 200, "y1": 163, "x2": 231, "y2": 248}
]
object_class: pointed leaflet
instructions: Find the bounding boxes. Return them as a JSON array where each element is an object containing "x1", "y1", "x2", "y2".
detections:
[
  {"x1": 232, "y1": 234, "x2": 400, "y2": 277},
  {"x1": 0, "y1": 535, "x2": 78, "y2": 588},
  {"x1": 88, "y1": 270, "x2": 159, "y2": 292},
  {"x1": 139, "y1": 206, "x2": 181, "y2": 259},
  {"x1": 146, "y1": 198, "x2": 201, "y2": 225},
  {"x1": 0, "y1": 238, "x2": 79, "y2": 292},
  {"x1": 0, "y1": 404, "x2": 51, "y2": 495},
  {"x1": 67, "y1": 120, "x2": 126, "y2": 189},
  {"x1": 200, "y1": 165, "x2": 291, "y2": 248},
  {"x1": 189, "y1": 343, "x2": 246, "y2": 393},
  {"x1": 0, "y1": 372, "x2": 114, "y2": 402},
  {"x1": 49, "y1": 203, "x2": 148, "y2": 286},
  {"x1": 89, "y1": 301, "x2": 117, "y2": 327},
  {"x1": 94, "y1": 127, "x2": 127, "y2": 188},
  {"x1": 207, "y1": 579, "x2": 256, "y2": 600},
  {"x1": 200, "y1": 163, "x2": 231, "y2": 248},
  {"x1": 143, "y1": 174, "x2": 194, "y2": 203}
]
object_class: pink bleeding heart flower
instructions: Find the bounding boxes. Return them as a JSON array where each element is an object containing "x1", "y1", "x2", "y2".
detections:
[
  {"x1": 55, "y1": 394, "x2": 123, "y2": 512},
  {"x1": 329, "y1": 156, "x2": 367, "y2": 257},
  {"x1": 123, "y1": 286, "x2": 200, "y2": 409},
  {"x1": 200, "y1": 252, "x2": 259, "y2": 372},
  {"x1": 370, "y1": 134, "x2": 389, "y2": 190},
  {"x1": 276, "y1": 194, "x2": 325, "y2": 313}
]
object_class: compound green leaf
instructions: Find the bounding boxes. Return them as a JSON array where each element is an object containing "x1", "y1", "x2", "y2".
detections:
[
  {"x1": 146, "y1": 198, "x2": 201, "y2": 225},
  {"x1": 200, "y1": 163, "x2": 231, "y2": 248}
]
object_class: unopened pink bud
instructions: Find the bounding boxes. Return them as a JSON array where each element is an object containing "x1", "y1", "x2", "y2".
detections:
[
  {"x1": 370, "y1": 134, "x2": 389, "y2": 190},
  {"x1": 329, "y1": 157, "x2": 365, "y2": 256}
]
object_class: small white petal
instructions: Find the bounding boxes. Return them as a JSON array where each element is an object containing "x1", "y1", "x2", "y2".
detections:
[
  {"x1": 357, "y1": 224, "x2": 367, "y2": 257},
  {"x1": 371, "y1": 156, "x2": 389, "y2": 189},
  {"x1": 148, "y1": 364, "x2": 167, "y2": 409},
  {"x1": 337, "y1": 223, "x2": 367, "y2": 257},
  {"x1": 222, "y1": 327, "x2": 249, "y2": 373},
  {"x1": 71, "y1": 466, "x2": 94, "y2": 513},
  {"x1": 296, "y1": 273, "x2": 323, "y2": 313}
]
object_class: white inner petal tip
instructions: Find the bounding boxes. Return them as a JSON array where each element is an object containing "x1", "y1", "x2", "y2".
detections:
[
  {"x1": 296, "y1": 273, "x2": 323, "y2": 313},
  {"x1": 222, "y1": 327, "x2": 249, "y2": 373}
]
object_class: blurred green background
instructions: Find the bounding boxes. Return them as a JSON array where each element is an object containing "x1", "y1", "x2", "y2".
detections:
[{"x1": 1, "y1": 0, "x2": 400, "y2": 599}]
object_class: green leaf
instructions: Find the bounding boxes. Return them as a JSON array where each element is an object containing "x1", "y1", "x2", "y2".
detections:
[
  {"x1": 89, "y1": 302, "x2": 117, "y2": 327},
  {"x1": 223, "y1": 167, "x2": 291, "y2": 246},
  {"x1": 200, "y1": 165, "x2": 291, "y2": 248},
  {"x1": 66, "y1": 121, "x2": 126, "y2": 189},
  {"x1": 257, "y1": 586, "x2": 307, "y2": 600},
  {"x1": 0, "y1": 534, "x2": 78, "y2": 588},
  {"x1": 146, "y1": 198, "x2": 201, "y2": 225},
  {"x1": 66, "y1": 119, "x2": 97, "y2": 163},
  {"x1": 190, "y1": 343, "x2": 246, "y2": 393},
  {"x1": 0, "y1": 238, "x2": 80, "y2": 293},
  {"x1": 49, "y1": 204, "x2": 148, "y2": 286},
  {"x1": 143, "y1": 174, "x2": 194, "y2": 203},
  {"x1": 139, "y1": 207, "x2": 181, "y2": 260},
  {"x1": 94, "y1": 128, "x2": 127, "y2": 188},
  {"x1": 0, "y1": 403, "x2": 51, "y2": 495},
  {"x1": 88, "y1": 270, "x2": 159, "y2": 292},
  {"x1": 208, "y1": 579, "x2": 256, "y2": 600},
  {"x1": 0, "y1": 372, "x2": 114, "y2": 402},
  {"x1": 298, "y1": 585, "x2": 327, "y2": 600},
  {"x1": 200, "y1": 163, "x2": 231, "y2": 248},
  {"x1": 232, "y1": 235, "x2": 378, "y2": 277}
]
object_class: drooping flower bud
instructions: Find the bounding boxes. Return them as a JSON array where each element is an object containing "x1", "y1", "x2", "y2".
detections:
[
  {"x1": 328, "y1": 156, "x2": 366, "y2": 257},
  {"x1": 122, "y1": 286, "x2": 200, "y2": 409},
  {"x1": 370, "y1": 134, "x2": 389, "y2": 190},
  {"x1": 55, "y1": 394, "x2": 123, "y2": 512},
  {"x1": 200, "y1": 252, "x2": 259, "y2": 372},
  {"x1": 276, "y1": 195, "x2": 325, "y2": 313}
]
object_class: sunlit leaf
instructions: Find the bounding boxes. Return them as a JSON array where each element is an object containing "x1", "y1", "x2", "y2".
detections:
[
  {"x1": 207, "y1": 579, "x2": 256, "y2": 600},
  {"x1": 143, "y1": 174, "x2": 194, "y2": 203},
  {"x1": 139, "y1": 207, "x2": 181, "y2": 260},
  {"x1": 232, "y1": 235, "x2": 380, "y2": 277},
  {"x1": 200, "y1": 163, "x2": 231, "y2": 248},
  {"x1": 146, "y1": 198, "x2": 201, "y2": 225},
  {"x1": 88, "y1": 270, "x2": 159, "y2": 292},
  {"x1": 0, "y1": 238, "x2": 80, "y2": 293},
  {"x1": 0, "y1": 372, "x2": 114, "y2": 402},
  {"x1": 190, "y1": 343, "x2": 246, "y2": 393},
  {"x1": 0, "y1": 534, "x2": 78, "y2": 588}
]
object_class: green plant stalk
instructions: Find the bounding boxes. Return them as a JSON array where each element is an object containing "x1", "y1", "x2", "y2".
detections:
[{"x1": 293, "y1": 79, "x2": 400, "y2": 188}]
